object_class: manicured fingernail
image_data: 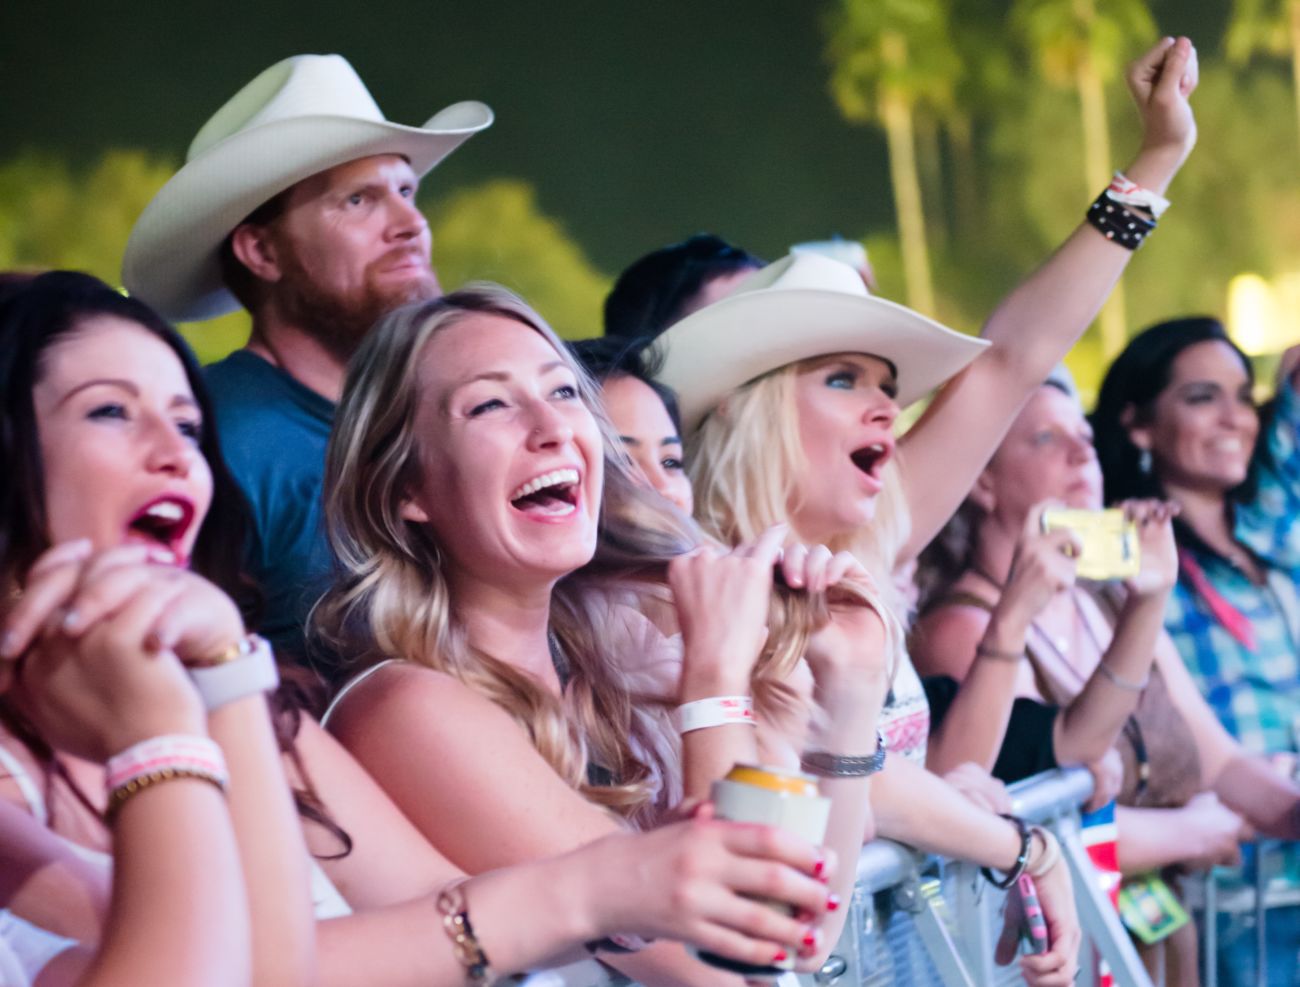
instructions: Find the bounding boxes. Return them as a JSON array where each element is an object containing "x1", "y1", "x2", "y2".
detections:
[
  {"x1": 826, "y1": 893, "x2": 841, "y2": 911},
  {"x1": 61, "y1": 609, "x2": 80, "y2": 633},
  {"x1": 772, "y1": 950, "x2": 788, "y2": 964},
  {"x1": 147, "y1": 547, "x2": 177, "y2": 565},
  {"x1": 812, "y1": 855, "x2": 826, "y2": 879},
  {"x1": 801, "y1": 930, "x2": 817, "y2": 950}
]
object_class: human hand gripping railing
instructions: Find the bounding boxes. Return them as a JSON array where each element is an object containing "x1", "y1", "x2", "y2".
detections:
[{"x1": 808, "y1": 766, "x2": 1158, "y2": 987}]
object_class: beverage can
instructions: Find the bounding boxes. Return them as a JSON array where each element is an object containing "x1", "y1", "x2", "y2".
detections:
[{"x1": 695, "y1": 764, "x2": 831, "y2": 977}]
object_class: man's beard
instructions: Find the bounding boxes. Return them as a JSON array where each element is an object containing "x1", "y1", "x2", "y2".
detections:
[{"x1": 277, "y1": 252, "x2": 440, "y2": 362}]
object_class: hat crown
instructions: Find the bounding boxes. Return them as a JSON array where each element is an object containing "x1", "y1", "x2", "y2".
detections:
[
  {"x1": 733, "y1": 252, "x2": 870, "y2": 300},
  {"x1": 188, "y1": 54, "x2": 383, "y2": 161}
]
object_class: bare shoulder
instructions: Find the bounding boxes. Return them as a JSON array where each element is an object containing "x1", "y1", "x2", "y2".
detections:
[
  {"x1": 328, "y1": 660, "x2": 508, "y2": 739},
  {"x1": 910, "y1": 593, "x2": 992, "y2": 680}
]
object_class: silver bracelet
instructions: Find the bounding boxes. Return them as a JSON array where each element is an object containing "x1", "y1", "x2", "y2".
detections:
[
  {"x1": 801, "y1": 730, "x2": 887, "y2": 778},
  {"x1": 1095, "y1": 661, "x2": 1148, "y2": 693}
]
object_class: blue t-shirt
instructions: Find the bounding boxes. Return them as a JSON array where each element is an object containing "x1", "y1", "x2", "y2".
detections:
[{"x1": 206, "y1": 351, "x2": 335, "y2": 661}]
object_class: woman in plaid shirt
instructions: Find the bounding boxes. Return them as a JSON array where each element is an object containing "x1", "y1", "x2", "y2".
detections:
[{"x1": 1092, "y1": 317, "x2": 1300, "y2": 987}]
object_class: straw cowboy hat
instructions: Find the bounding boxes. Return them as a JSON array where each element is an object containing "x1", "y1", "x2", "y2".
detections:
[
  {"x1": 655, "y1": 252, "x2": 990, "y2": 433},
  {"x1": 123, "y1": 54, "x2": 493, "y2": 323}
]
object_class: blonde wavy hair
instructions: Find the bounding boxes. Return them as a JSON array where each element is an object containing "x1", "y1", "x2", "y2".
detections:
[
  {"x1": 688, "y1": 361, "x2": 909, "y2": 674},
  {"x1": 312, "y1": 285, "x2": 693, "y2": 821}
]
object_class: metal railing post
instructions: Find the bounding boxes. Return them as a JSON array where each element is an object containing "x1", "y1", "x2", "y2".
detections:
[
  {"x1": 891, "y1": 875, "x2": 977, "y2": 987},
  {"x1": 1254, "y1": 846, "x2": 1268, "y2": 987},
  {"x1": 1203, "y1": 870, "x2": 1218, "y2": 987},
  {"x1": 1055, "y1": 813, "x2": 1155, "y2": 987}
]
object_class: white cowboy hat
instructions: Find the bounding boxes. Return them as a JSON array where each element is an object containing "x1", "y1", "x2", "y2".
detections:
[
  {"x1": 655, "y1": 252, "x2": 989, "y2": 433},
  {"x1": 122, "y1": 54, "x2": 494, "y2": 323}
]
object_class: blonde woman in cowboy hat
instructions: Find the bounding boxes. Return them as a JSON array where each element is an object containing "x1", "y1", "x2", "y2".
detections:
[
  {"x1": 653, "y1": 36, "x2": 1201, "y2": 986},
  {"x1": 122, "y1": 55, "x2": 493, "y2": 668}
]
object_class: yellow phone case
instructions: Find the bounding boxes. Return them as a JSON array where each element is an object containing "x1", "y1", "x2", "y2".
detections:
[{"x1": 1040, "y1": 508, "x2": 1140, "y2": 581}]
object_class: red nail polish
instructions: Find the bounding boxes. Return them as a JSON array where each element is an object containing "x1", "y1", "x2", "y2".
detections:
[
  {"x1": 812, "y1": 856, "x2": 826, "y2": 879},
  {"x1": 826, "y1": 893, "x2": 841, "y2": 911},
  {"x1": 802, "y1": 931, "x2": 817, "y2": 949},
  {"x1": 772, "y1": 950, "x2": 788, "y2": 964}
]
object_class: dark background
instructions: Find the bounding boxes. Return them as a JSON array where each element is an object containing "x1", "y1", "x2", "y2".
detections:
[{"x1": 0, "y1": 0, "x2": 1226, "y2": 274}]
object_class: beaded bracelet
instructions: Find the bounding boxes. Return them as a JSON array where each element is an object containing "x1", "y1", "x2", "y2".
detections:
[
  {"x1": 105, "y1": 734, "x2": 228, "y2": 824},
  {"x1": 106, "y1": 767, "x2": 228, "y2": 822},
  {"x1": 106, "y1": 734, "x2": 228, "y2": 793},
  {"x1": 436, "y1": 880, "x2": 494, "y2": 985},
  {"x1": 981, "y1": 814, "x2": 1033, "y2": 890}
]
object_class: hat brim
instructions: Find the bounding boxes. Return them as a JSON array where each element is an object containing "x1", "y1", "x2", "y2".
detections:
[
  {"x1": 122, "y1": 103, "x2": 493, "y2": 323},
  {"x1": 656, "y1": 288, "x2": 990, "y2": 433}
]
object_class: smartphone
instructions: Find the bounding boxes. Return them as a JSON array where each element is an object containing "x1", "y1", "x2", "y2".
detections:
[
  {"x1": 1016, "y1": 874, "x2": 1050, "y2": 956},
  {"x1": 1040, "y1": 507, "x2": 1140, "y2": 581}
]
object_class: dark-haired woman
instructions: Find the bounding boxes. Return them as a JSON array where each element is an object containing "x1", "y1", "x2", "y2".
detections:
[
  {"x1": 1091, "y1": 317, "x2": 1300, "y2": 987},
  {"x1": 0, "y1": 271, "x2": 860, "y2": 987},
  {"x1": 570, "y1": 335, "x2": 693, "y2": 515}
]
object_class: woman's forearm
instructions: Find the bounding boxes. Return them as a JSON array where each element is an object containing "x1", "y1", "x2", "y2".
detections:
[
  {"x1": 1212, "y1": 754, "x2": 1300, "y2": 840},
  {"x1": 209, "y1": 697, "x2": 317, "y2": 987},
  {"x1": 925, "y1": 609, "x2": 1028, "y2": 776},
  {"x1": 1114, "y1": 804, "x2": 1211, "y2": 875},
  {"x1": 871, "y1": 757, "x2": 1023, "y2": 869},
  {"x1": 678, "y1": 655, "x2": 762, "y2": 803},
  {"x1": 1054, "y1": 593, "x2": 1165, "y2": 765},
  {"x1": 81, "y1": 778, "x2": 249, "y2": 987}
]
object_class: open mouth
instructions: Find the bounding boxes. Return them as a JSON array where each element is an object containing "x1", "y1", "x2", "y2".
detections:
[
  {"x1": 126, "y1": 496, "x2": 196, "y2": 560},
  {"x1": 509, "y1": 468, "x2": 581, "y2": 518},
  {"x1": 850, "y1": 442, "x2": 892, "y2": 482}
]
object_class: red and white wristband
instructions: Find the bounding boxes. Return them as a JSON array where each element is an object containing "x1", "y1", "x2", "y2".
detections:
[
  {"x1": 1106, "y1": 172, "x2": 1170, "y2": 219},
  {"x1": 188, "y1": 633, "x2": 280, "y2": 712},
  {"x1": 672, "y1": 696, "x2": 756, "y2": 734}
]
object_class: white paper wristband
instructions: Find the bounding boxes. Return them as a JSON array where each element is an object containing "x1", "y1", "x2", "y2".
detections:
[
  {"x1": 673, "y1": 696, "x2": 756, "y2": 734},
  {"x1": 188, "y1": 635, "x2": 280, "y2": 711},
  {"x1": 1107, "y1": 172, "x2": 1171, "y2": 219}
]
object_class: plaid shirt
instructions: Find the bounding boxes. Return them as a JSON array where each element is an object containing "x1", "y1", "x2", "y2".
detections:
[{"x1": 1164, "y1": 379, "x2": 1300, "y2": 758}]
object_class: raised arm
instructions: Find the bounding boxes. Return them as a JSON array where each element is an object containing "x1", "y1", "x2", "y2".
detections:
[{"x1": 898, "y1": 38, "x2": 1199, "y2": 560}]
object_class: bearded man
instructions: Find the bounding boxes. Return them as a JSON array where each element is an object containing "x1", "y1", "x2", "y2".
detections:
[{"x1": 123, "y1": 54, "x2": 492, "y2": 663}]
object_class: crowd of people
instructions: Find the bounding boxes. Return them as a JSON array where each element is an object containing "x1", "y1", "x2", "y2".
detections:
[{"x1": 0, "y1": 31, "x2": 1297, "y2": 987}]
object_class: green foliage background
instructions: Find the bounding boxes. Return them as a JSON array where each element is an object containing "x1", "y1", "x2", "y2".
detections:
[{"x1": 2, "y1": 0, "x2": 1299, "y2": 394}]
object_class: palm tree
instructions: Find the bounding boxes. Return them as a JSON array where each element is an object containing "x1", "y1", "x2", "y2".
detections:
[
  {"x1": 824, "y1": 0, "x2": 960, "y2": 315},
  {"x1": 1227, "y1": 0, "x2": 1300, "y2": 157},
  {"x1": 1012, "y1": 0, "x2": 1156, "y2": 357}
]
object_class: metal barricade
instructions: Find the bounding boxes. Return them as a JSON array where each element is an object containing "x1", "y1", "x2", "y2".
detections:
[
  {"x1": 1186, "y1": 839, "x2": 1300, "y2": 987},
  {"x1": 520, "y1": 768, "x2": 1231, "y2": 987},
  {"x1": 805, "y1": 766, "x2": 1155, "y2": 987}
]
